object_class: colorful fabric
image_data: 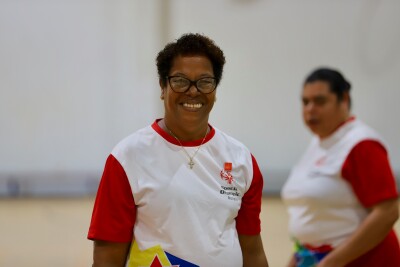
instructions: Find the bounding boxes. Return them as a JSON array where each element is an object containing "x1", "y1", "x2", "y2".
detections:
[
  {"x1": 294, "y1": 240, "x2": 332, "y2": 267},
  {"x1": 88, "y1": 119, "x2": 264, "y2": 266},
  {"x1": 128, "y1": 241, "x2": 198, "y2": 267}
]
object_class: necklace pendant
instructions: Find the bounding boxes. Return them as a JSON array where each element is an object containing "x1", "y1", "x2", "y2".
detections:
[
  {"x1": 164, "y1": 122, "x2": 208, "y2": 171},
  {"x1": 188, "y1": 159, "x2": 195, "y2": 169}
]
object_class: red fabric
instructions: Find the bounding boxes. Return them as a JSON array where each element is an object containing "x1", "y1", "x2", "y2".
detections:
[
  {"x1": 341, "y1": 140, "x2": 398, "y2": 207},
  {"x1": 87, "y1": 154, "x2": 136, "y2": 242},
  {"x1": 304, "y1": 244, "x2": 333, "y2": 253},
  {"x1": 235, "y1": 154, "x2": 263, "y2": 235},
  {"x1": 341, "y1": 140, "x2": 400, "y2": 266}
]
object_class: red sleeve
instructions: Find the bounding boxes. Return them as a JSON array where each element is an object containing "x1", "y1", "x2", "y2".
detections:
[
  {"x1": 87, "y1": 154, "x2": 136, "y2": 242},
  {"x1": 341, "y1": 140, "x2": 398, "y2": 208},
  {"x1": 236, "y1": 154, "x2": 263, "y2": 235}
]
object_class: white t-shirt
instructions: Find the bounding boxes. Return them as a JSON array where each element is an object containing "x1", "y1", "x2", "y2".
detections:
[
  {"x1": 88, "y1": 120, "x2": 264, "y2": 267},
  {"x1": 282, "y1": 119, "x2": 385, "y2": 247}
]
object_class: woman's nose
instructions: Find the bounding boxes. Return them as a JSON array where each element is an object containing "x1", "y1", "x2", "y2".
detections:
[{"x1": 186, "y1": 84, "x2": 200, "y2": 96}]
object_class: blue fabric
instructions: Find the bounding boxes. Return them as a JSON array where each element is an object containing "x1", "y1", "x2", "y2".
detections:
[{"x1": 294, "y1": 241, "x2": 331, "y2": 267}]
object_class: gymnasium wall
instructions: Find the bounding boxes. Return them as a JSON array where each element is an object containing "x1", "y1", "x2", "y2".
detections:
[{"x1": 1, "y1": 0, "x2": 399, "y2": 196}]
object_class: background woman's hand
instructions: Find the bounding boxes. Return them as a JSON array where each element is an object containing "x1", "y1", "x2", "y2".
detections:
[{"x1": 286, "y1": 254, "x2": 297, "y2": 267}]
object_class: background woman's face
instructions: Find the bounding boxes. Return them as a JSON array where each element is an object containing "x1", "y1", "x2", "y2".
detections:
[{"x1": 302, "y1": 81, "x2": 349, "y2": 138}]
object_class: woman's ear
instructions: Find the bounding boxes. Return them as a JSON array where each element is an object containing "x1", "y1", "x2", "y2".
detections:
[
  {"x1": 342, "y1": 91, "x2": 350, "y2": 108},
  {"x1": 159, "y1": 79, "x2": 165, "y2": 100}
]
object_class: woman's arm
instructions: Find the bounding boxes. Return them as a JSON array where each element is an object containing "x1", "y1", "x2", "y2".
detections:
[
  {"x1": 92, "y1": 240, "x2": 131, "y2": 267},
  {"x1": 239, "y1": 234, "x2": 269, "y2": 267},
  {"x1": 317, "y1": 198, "x2": 399, "y2": 267}
]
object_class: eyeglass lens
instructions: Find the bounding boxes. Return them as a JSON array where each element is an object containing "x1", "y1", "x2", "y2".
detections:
[{"x1": 169, "y1": 76, "x2": 216, "y2": 93}]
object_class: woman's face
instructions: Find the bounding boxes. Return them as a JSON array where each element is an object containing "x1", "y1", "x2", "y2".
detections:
[
  {"x1": 161, "y1": 55, "x2": 216, "y2": 133},
  {"x1": 302, "y1": 81, "x2": 349, "y2": 138}
]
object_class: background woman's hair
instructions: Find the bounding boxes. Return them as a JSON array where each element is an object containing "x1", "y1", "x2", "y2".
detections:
[{"x1": 304, "y1": 67, "x2": 352, "y2": 104}]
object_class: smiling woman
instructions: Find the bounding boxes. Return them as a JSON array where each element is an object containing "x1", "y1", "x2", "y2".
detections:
[{"x1": 87, "y1": 33, "x2": 269, "y2": 267}]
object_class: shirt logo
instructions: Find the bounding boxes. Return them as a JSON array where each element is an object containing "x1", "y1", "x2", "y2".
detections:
[
  {"x1": 315, "y1": 156, "x2": 326, "y2": 166},
  {"x1": 220, "y1": 162, "x2": 234, "y2": 184}
]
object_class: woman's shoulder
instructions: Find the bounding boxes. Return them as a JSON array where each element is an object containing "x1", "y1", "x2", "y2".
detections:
[
  {"x1": 212, "y1": 126, "x2": 251, "y2": 153},
  {"x1": 111, "y1": 125, "x2": 155, "y2": 156},
  {"x1": 346, "y1": 119, "x2": 385, "y2": 146}
]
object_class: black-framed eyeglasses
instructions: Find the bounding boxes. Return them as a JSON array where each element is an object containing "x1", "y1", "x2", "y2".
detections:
[{"x1": 167, "y1": 76, "x2": 217, "y2": 94}]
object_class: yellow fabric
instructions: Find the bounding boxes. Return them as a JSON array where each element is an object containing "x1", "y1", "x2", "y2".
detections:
[{"x1": 128, "y1": 241, "x2": 171, "y2": 267}]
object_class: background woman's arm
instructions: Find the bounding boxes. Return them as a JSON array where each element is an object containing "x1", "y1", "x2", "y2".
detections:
[{"x1": 317, "y1": 198, "x2": 399, "y2": 267}]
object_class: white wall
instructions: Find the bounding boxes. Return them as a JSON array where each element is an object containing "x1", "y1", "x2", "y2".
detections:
[
  {"x1": 0, "y1": 0, "x2": 163, "y2": 171},
  {"x1": 1, "y1": 0, "x2": 399, "y2": 195}
]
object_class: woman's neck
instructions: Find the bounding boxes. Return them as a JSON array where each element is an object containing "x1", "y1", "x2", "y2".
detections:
[{"x1": 159, "y1": 118, "x2": 209, "y2": 141}]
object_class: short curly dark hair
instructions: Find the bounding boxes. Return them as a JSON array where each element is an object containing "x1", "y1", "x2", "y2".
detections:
[{"x1": 156, "y1": 33, "x2": 226, "y2": 88}]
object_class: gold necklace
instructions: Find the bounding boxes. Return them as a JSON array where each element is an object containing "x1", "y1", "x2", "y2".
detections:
[{"x1": 165, "y1": 124, "x2": 208, "y2": 169}]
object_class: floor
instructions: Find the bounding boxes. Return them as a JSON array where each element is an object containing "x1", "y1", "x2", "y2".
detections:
[{"x1": 0, "y1": 197, "x2": 399, "y2": 267}]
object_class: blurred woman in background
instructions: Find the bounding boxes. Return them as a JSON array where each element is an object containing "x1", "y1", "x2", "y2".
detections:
[{"x1": 282, "y1": 67, "x2": 400, "y2": 267}]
